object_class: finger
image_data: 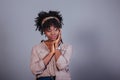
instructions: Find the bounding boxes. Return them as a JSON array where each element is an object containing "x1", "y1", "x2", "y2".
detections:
[
  {"x1": 55, "y1": 34, "x2": 59, "y2": 41},
  {"x1": 58, "y1": 33, "x2": 61, "y2": 39},
  {"x1": 59, "y1": 29, "x2": 61, "y2": 34},
  {"x1": 57, "y1": 34, "x2": 61, "y2": 42},
  {"x1": 52, "y1": 41, "x2": 56, "y2": 44},
  {"x1": 59, "y1": 32, "x2": 61, "y2": 40}
]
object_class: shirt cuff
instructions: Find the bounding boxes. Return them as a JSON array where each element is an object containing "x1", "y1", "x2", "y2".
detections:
[{"x1": 37, "y1": 60, "x2": 45, "y2": 74}]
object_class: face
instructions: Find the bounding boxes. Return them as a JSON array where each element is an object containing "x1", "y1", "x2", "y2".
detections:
[{"x1": 44, "y1": 25, "x2": 60, "y2": 41}]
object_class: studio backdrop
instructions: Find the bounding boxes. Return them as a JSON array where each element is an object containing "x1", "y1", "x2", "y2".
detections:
[{"x1": 0, "y1": 0, "x2": 120, "y2": 80}]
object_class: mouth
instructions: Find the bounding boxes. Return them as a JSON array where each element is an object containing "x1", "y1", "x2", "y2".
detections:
[{"x1": 51, "y1": 36, "x2": 57, "y2": 39}]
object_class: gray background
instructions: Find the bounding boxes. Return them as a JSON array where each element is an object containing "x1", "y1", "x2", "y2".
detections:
[{"x1": 0, "y1": 0, "x2": 120, "y2": 80}]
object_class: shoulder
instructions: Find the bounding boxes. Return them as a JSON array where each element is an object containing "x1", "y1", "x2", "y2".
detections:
[
  {"x1": 32, "y1": 42, "x2": 45, "y2": 51},
  {"x1": 61, "y1": 43, "x2": 72, "y2": 50}
]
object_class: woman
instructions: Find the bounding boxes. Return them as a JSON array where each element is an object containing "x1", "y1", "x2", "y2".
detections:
[{"x1": 30, "y1": 11, "x2": 72, "y2": 80}]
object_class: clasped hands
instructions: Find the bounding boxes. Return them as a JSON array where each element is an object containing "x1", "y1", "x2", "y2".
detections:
[{"x1": 50, "y1": 33, "x2": 61, "y2": 54}]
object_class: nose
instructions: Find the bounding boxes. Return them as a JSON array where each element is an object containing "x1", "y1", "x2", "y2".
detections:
[{"x1": 51, "y1": 31, "x2": 55, "y2": 35}]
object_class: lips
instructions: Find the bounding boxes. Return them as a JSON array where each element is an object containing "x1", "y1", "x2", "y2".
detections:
[{"x1": 51, "y1": 36, "x2": 57, "y2": 39}]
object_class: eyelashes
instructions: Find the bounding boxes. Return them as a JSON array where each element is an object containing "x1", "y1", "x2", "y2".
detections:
[{"x1": 46, "y1": 28, "x2": 58, "y2": 32}]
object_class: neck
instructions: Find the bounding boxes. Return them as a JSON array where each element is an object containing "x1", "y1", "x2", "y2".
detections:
[{"x1": 45, "y1": 39, "x2": 54, "y2": 43}]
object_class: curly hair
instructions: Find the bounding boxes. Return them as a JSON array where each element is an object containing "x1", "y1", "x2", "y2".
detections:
[{"x1": 35, "y1": 10, "x2": 63, "y2": 35}]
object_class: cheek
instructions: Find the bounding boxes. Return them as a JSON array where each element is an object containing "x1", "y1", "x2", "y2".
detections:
[
  {"x1": 45, "y1": 33, "x2": 49, "y2": 37},
  {"x1": 56, "y1": 30, "x2": 60, "y2": 34}
]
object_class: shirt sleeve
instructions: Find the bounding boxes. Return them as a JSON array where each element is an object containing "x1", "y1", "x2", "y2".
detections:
[
  {"x1": 30, "y1": 46, "x2": 45, "y2": 75},
  {"x1": 56, "y1": 44, "x2": 72, "y2": 70}
]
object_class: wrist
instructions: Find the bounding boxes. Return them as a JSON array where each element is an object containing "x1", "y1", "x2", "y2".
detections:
[
  {"x1": 56, "y1": 46, "x2": 61, "y2": 50},
  {"x1": 50, "y1": 52, "x2": 55, "y2": 55}
]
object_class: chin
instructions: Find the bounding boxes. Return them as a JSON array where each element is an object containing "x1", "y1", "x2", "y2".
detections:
[{"x1": 50, "y1": 38, "x2": 56, "y2": 41}]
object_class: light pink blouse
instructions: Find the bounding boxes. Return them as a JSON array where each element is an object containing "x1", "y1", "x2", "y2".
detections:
[{"x1": 30, "y1": 41, "x2": 72, "y2": 79}]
